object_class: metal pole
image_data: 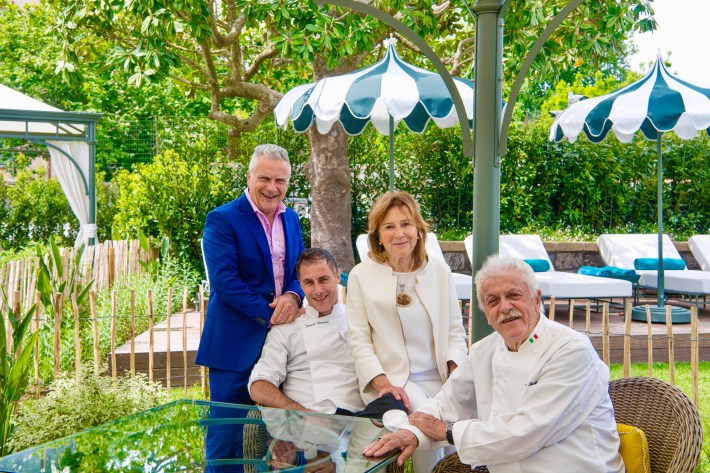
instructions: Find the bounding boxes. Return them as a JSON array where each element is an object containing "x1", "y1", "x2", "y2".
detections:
[
  {"x1": 657, "y1": 134, "x2": 664, "y2": 307},
  {"x1": 88, "y1": 121, "x2": 97, "y2": 246},
  {"x1": 389, "y1": 115, "x2": 395, "y2": 191},
  {"x1": 470, "y1": 0, "x2": 503, "y2": 341}
]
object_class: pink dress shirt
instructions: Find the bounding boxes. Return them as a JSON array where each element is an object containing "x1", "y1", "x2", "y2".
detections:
[{"x1": 245, "y1": 188, "x2": 287, "y2": 297}]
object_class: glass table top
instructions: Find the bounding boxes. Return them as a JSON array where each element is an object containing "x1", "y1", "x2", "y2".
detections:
[{"x1": 0, "y1": 399, "x2": 398, "y2": 472}]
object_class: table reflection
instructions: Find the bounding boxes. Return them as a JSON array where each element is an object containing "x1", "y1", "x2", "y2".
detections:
[{"x1": 0, "y1": 399, "x2": 397, "y2": 473}]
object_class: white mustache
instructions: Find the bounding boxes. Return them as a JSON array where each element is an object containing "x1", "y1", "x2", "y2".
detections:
[{"x1": 496, "y1": 309, "x2": 523, "y2": 325}]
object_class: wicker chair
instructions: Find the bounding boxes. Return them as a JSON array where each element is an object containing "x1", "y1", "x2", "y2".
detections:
[
  {"x1": 609, "y1": 376, "x2": 703, "y2": 473},
  {"x1": 433, "y1": 377, "x2": 704, "y2": 473}
]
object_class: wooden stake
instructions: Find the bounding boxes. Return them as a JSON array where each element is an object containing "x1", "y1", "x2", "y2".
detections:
[
  {"x1": 107, "y1": 246, "x2": 115, "y2": 288},
  {"x1": 602, "y1": 303, "x2": 610, "y2": 366},
  {"x1": 182, "y1": 287, "x2": 188, "y2": 396},
  {"x1": 199, "y1": 286, "x2": 207, "y2": 399},
  {"x1": 148, "y1": 290, "x2": 154, "y2": 382},
  {"x1": 623, "y1": 299, "x2": 631, "y2": 378},
  {"x1": 166, "y1": 287, "x2": 173, "y2": 391},
  {"x1": 666, "y1": 305, "x2": 675, "y2": 385},
  {"x1": 34, "y1": 292, "x2": 41, "y2": 398},
  {"x1": 111, "y1": 290, "x2": 117, "y2": 378},
  {"x1": 646, "y1": 305, "x2": 653, "y2": 377},
  {"x1": 90, "y1": 291, "x2": 99, "y2": 375},
  {"x1": 690, "y1": 306, "x2": 699, "y2": 406},
  {"x1": 73, "y1": 293, "x2": 81, "y2": 377},
  {"x1": 130, "y1": 289, "x2": 135, "y2": 377},
  {"x1": 53, "y1": 292, "x2": 63, "y2": 378}
]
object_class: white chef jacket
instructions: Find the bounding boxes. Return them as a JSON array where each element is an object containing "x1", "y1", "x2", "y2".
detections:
[
  {"x1": 248, "y1": 303, "x2": 365, "y2": 414},
  {"x1": 386, "y1": 315, "x2": 624, "y2": 473}
]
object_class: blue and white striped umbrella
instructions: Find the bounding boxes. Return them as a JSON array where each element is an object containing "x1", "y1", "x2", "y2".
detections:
[
  {"x1": 274, "y1": 38, "x2": 474, "y2": 190},
  {"x1": 550, "y1": 56, "x2": 710, "y2": 143},
  {"x1": 550, "y1": 56, "x2": 710, "y2": 320}
]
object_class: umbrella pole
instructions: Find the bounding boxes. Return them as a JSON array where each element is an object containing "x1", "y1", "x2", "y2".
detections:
[
  {"x1": 656, "y1": 134, "x2": 664, "y2": 308},
  {"x1": 389, "y1": 115, "x2": 395, "y2": 191},
  {"x1": 631, "y1": 132, "x2": 689, "y2": 323}
]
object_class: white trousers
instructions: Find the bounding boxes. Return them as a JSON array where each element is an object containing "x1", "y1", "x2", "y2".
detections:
[{"x1": 404, "y1": 378, "x2": 449, "y2": 473}]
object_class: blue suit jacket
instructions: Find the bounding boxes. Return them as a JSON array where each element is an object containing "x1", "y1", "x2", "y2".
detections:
[{"x1": 195, "y1": 194, "x2": 305, "y2": 373}]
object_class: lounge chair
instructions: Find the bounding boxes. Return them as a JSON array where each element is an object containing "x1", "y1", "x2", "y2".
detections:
[
  {"x1": 463, "y1": 234, "x2": 632, "y2": 301},
  {"x1": 688, "y1": 235, "x2": 710, "y2": 271},
  {"x1": 597, "y1": 234, "x2": 710, "y2": 305},
  {"x1": 355, "y1": 233, "x2": 472, "y2": 301}
]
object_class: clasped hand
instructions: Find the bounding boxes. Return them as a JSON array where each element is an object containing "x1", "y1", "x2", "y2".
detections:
[
  {"x1": 269, "y1": 293, "x2": 302, "y2": 325},
  {"x1": 362, "y1": 412, "x2": 447, "y2": 466}
]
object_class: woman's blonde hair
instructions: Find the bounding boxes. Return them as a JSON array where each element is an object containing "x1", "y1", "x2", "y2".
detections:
[{"x1": 367, "y1": 191, "x2": 428, "y2": 268}]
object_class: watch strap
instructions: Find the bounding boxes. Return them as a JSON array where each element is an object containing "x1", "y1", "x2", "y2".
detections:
[{"x1": 445, "y1": 422, "x2": 455, "y2": 445}]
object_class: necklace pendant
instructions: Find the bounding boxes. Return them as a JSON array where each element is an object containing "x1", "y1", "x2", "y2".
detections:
[{"x1": 396, "y1": 293, "x2": 412, "y2": 307}]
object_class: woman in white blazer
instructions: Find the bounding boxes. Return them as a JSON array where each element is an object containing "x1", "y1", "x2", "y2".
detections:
[{"x1": 347, "y1": 191, "x2": 468, "y2": 473}]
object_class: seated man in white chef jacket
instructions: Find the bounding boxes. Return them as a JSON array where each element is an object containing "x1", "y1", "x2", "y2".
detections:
[
  {"x1": 363, "y1": 255, "x2": 624, "y2": 473},
  {"x1": 249, "y1": 247, "x2": 405, "y2": 418}
]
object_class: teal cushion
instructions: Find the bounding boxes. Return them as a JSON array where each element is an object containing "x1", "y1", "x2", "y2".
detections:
[
  {"x1": 578, "y1": 266, "x2": 640, "y2": 283},
  {"x1": 523, "y1": 259, "x2": 550, "y2": 272},
  {"x1": 633, "y1": 258, "x2": 686, "y2": 270},
  {"x1": 578, "y1": 266, "x2": 612, "y2": 277},
  {"x1": 605, "y1": 266, "x2": 637, "y2": 278}
]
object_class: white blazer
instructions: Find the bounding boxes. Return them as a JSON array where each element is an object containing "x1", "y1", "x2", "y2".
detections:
[{"x1": 346, "y1": 255, "x2": 468, "y2": 403}]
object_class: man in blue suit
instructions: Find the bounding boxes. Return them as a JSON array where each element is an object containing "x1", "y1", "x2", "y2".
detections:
[{"x1": 196, "y1": 143, "x2": 305, "y2": 470}]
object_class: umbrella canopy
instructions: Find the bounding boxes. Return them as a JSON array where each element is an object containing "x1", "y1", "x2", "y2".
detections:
[
  {"x1": 274, "y1": 38, "x2": 474, "y2": 190},
  {"x1": 549, "y1": 56, "x2": 710, "y2": 322},
  {"x1": 550, "y1": 57, "x2": 710, "y2": 143}
]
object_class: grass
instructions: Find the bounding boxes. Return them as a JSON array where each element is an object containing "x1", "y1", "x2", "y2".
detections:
[{"x1": 609, "y1": 361, "x2": 710, "y2": 473}]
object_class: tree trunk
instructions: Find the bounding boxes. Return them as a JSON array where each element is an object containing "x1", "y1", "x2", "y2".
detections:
[{"x1": 306, "y1": 124, "x2": 355, "y2": 272}]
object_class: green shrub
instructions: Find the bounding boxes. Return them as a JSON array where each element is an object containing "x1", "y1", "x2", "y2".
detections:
[
  {"x1": 1, "y1": 167, "x2": 77, "y2": 249},
  {"x1": 8, "y1": 368, "x2": 169, "y2": 452},
  {"x1": 111, "y1": 149, "x2": 244, "y2": 270},
  {"x1": 0, "y1": 294, "x2": 39, "y2": 456}
]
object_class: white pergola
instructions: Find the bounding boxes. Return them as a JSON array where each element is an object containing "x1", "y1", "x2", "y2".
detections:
[{"x1": 0, "y1": 84, "x2": 102, "y2": 245}]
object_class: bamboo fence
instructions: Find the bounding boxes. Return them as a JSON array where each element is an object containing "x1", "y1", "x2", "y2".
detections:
[{"x1": 0, "y1": 239, "x2": 152, "y2": 313}]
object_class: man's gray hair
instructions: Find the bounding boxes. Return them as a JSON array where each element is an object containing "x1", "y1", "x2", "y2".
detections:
[
  {"x1": 474, "y1": 255, "x2": 539, "y2": 310},
  {"x1": 249, "y1": 144, "x2": 290, "y2": 172}
]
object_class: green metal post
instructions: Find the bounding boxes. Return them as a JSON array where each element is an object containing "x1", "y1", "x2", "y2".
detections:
[
  {"x1": 471, "y1": 0, "x2": 504, "y2": 341},
  {"x1": 88, "y1": 121, "x2": 97, "y2": 246},
  {"x1": 389, "y1": 115, "x2": 395, "y2": 192},
  {"x1": 656, "y1": 134, "x2": 664, "y2": 307}
]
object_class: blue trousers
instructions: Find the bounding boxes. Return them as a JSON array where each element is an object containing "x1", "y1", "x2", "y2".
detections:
[{"x1": 204, "y1": 368, "x2": 253, "y2": 473}]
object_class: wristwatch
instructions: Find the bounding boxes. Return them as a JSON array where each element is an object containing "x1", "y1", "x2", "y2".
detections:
[{"x1": 445, "y1": 422, "x2": 455, "y2": 445}]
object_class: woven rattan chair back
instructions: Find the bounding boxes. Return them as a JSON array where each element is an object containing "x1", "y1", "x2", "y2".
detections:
[{"x1": 609, "y1": 377, "x2": 703, "y2": 473}]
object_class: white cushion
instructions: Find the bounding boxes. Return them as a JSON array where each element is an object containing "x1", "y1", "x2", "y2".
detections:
[
  {"x1": 355, "y1": 233, "x2": 473, "y2": 300},
  {"x1": 638, "y1": 270, "x2": 710, "y2": 294},
  {"x1": 598, "y1": 234, "x2": 710, "y2": 295},
  {"x1": 596, "y1": 234, "x2": 683, "y2": 269},
  {"x1": 466, "y1": 234, "x2": 631, "y2": 299},
  {"x1": 535, "y1": 272, "x2": 631, "y2": 299},
  {"x1": 499, "y1": 234, "x2": 555, "y2": 271},
  {"x1": 689, "y1": 235, "x2": 710, "y2": 271}
]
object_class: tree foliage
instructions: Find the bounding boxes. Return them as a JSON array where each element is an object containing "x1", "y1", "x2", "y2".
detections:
[
  {"x1": 111, "y1": 149, "x2": 243, "y2": 268},
  {"x1": 48, "y1": 0, "x2": 657, "y2": 268}
]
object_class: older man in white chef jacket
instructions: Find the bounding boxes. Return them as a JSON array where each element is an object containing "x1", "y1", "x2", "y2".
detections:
[
  {"x1": 363, "y1": 255, "x2": 624, "y2": 473},
  {"x1": 249, "y1": 247, "x2": 405, "y2": 418}
]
